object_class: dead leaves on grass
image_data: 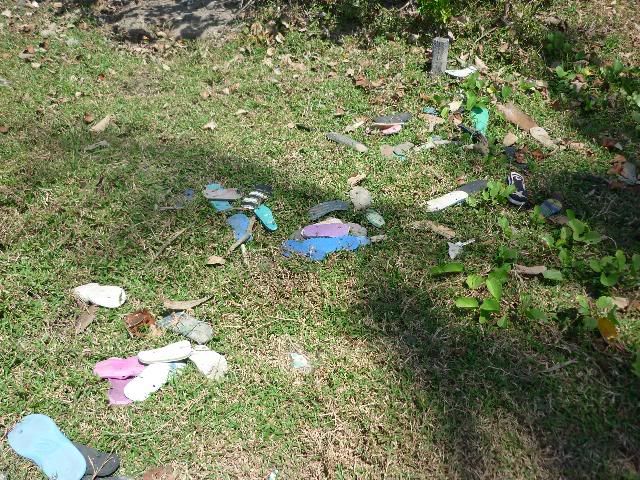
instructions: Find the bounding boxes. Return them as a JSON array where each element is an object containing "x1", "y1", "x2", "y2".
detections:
[
  {"x1": 163, "y1": 295, "x2": 213, "y2": 311},
  {"x1": 124, "y1": 309, "x2": 162, "y2": 338},
  {"x1": 74, "y1": 304, "x2": 98, "y2": 333}
]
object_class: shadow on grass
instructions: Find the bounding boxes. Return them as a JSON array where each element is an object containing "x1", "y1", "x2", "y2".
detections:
[{"x1": 9, "y1": 124, "x2": 639, "y2": 478}]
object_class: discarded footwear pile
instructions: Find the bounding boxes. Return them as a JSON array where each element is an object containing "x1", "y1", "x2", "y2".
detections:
[{"x1": 94, "y1": 341, "x2": 227, "y2": 405}]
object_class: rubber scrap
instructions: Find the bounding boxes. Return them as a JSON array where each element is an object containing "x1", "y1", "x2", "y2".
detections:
[
  {"x1": 302, "y1": 223, "x2": 350, "y2": 238},
  {"x1": 282, "y1": 236, "x2": 370, "y2": 261},
  {"x1": 326, "y1": 132, "x2": 368, "y2": 153},
  {"x1": 204, "y1": 183, "x2": 232, "y2": 212},
  {"x1": 158, "y1": 311, "x2": 213, "y2": 344},
  {"x1": 539, "y1": 198, "x2": 563, "y2": 218},
  {"x1": 372, "y1": 112, "x2": 411, "y2": 128},
  {"x1": 349, "y1": 186, "x2": 372, "y2": 211},
  {"x1": 202, "y1": 188, "x2": 242, "y2": 201},
  {"x1": 308, "y1": 200, "x2": 350, "y2": 221},
  {"x1": 470, "y1": 107, "x2": 489, "y2": 136},
  {"x1": 255, "y1": 204, "x2": 277, "y2": 231},
  {"x1": 365, "y1": 209, "x2": 385, "y2": 227}
]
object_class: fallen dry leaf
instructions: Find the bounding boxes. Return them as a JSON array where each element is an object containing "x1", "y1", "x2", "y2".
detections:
[
  {"x1": 234, "y1": 109, "x2": 249, "y2": 116},
  {"x1": 266, "y1": 47, "x2": 275, "y2": 56},
  {"x1": 347, "y1": 173, "x2": 366, "y2": 187},
  {"x1": 497, "y1": 103, "x2": 538, "y2": 130},
  {"x1": 75, "y1": 304, "x2": 98, "y2": 334},
  {"x1": 421, "y1": 113, "x2": 445, "y2": 132},
  {"x1": 90, "y1": 114, "x2": 114, "y2": 133},
  {"x1": 409, "y1": 220, "x2": 456, "y2": 239},
  {"x1": 163, "y1": 295, "x2": 213, "y2": 311},
  {"x1": 84, "y1": 140, "x2": 110, "y2": 151},
  {"x1": 514, "y1": 264, "x2": 547, "y2": 276},
  {"x1": 597, "y1": 316, "x2": 618, "y2": 343},
  {"x1": 83, "y1": 112, "x2": 94, "y2": 124},
  {"x1": 334, "y1": 107, "x2": 346, "y2": 117},
  {"x1": 0, "y1": 125, "x2": 9, "y2": 134},
  {"x1": 612, "y1": 296, "x2": 629, "y2": 310},
  {"x1": 448, "y1": 100, "x2": 462, "y2": 112},
  {"x1": 206, "y1": 255, "x2": 226, "y2": 266},
  {"x1": 474, "y1": 56, "x2": 488, "y2": 72},
  {"x1": 344, "y1": 120, "x2": 365, "y2": 133},
  {"x1": 142, "y1": 467, "x2": 176, "y2": 480},
  {"x1": 529, "y1": 126, "x2": 555, "y2": 148},
  {"x1": 202, "y1": 120, "x2": 217, "y2": 131},
  {"x1": 380, "y1": 144, "x2": 394, "y2": 159},
  {"x1": 503, "y1": 132, "x2": 518, "y2": 147},
  {"x1": 547, "y1": 214, "x2": 569, "y2": 225},
  {"x1": 124, "y1": 309, "x2": 161, "y2": 338},
  {"x1": 601, "y1": 137, "x2": 623, "y2": 151}
]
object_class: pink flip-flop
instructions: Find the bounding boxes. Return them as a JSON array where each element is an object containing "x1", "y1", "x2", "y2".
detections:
[
  {"x1": 302, "y1": 223, "x2": 350, "y2": 238},
  {"x1": 94, "y1": 356, "x2": 144, "y2": 379},
  {"x1": 107, "y1": 378, "x2": 134, "y2": 406}
]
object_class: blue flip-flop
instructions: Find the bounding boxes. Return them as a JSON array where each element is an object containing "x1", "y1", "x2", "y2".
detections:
[
  {"x1": 282, "y1": 235, "x2": 370, "y2": 261},
  {"x1": 254, "y1": 204, "x2": 277, "y2": 231},
  {"x1": 204, "y1": 183, "x2": 233, "y2": 212},
  {"x1": 8, "y1": 414, "x2": 87, "y2": 480},
  {"x1": 227, "y1": 213, "x2": 253, "y2": 241}
]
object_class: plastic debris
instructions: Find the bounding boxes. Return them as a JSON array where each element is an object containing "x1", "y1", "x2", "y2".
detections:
[
  {"x1": 409, "y1": 220, "x2": 456, "y2": 239},
  {"x1": 204, "y1": 183, "x2": 233, "y2": 212},
  {"x1": 514, "y1": 264, "x2": 547, "y2": 276},
  {"x1": 365, "y1": 209, "x2": 385, "y2": 227},
  {"x1": 372, "y1": 112, "x2": 411, "y2": 128},
  {"x1": 326, "y1": 132, "x2": 368, "y2": 153},
  {"x1": 73, "y1": 283, "x2": 126, "y2": 308},
  {"x1": 308, "y1": 200, "x2": 350, "y2": 221},
  {"x1": 503, "y1": 132, "x2": 518, "y2": 147},
  {"x1": 381, "y1": 124, "x2": 402, "y2": 135},
  {"x1": 426, "y1": 180, "x2": 487, "y2": 212},
  {"x1": 255, "y1": 204, "x2": 278, "y2": 231},
  {"x1": 84, "y1": 140, "x2": 110, "y2": 152},
  {"x1": 448, "y1": 239, "x2": 475, "y2": 259},
  {"x1": 289, "y1": 352, "x2": 312, "y2": 373},
  {"x1": 202, "y1": 188, "x2": 242, "y2": 200},
  {"x1": 470, "y1": 106, "x2": 489, "y2": 136},
  {"x1": 158, "y1": 312, "x2": 213, "y2": 344},
  {"x1": 393, "y1": 142, "x2": 414, "y2": 160},
  {"x1": 302, "y1": 223, "x2": 350, "y2": 238},
  {"x1": 349, "y1": 186, "x2": 372, "y2": 211},
  {"x1": 445, "y1": 65, "x2": 477, "y2": 78},
  {"x1": 539, "y1": 198, "x2": 563, "y2": 218},
  {"x1": 529, "y1": 126, "x2": 555, "y2": 148},
  {"x1": 282, "y1": 236, "x2": 370, "y2": 261}
]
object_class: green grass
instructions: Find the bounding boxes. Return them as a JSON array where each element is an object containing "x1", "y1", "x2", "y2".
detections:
[{"x1": 1, "y1": 1, "x2": 640, "y2": 478}]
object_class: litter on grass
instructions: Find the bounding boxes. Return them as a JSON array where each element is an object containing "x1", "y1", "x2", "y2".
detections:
[
  {"x1": 73, "y1": 283, "x2": 126, "y2": 308},
  {"x1": 448, "y1": 239, "x2": 475, "y2": 259},
  {"x1": 290, "y1": 352, "x2": 312, "y2": 373},
  {"x1": 158, "y1": 312, "x2": 213, "y2": 344},
  {"x1": 326, "y1": 132, "x2": 368, "y2": 153},
  {"x1": 445, "y1": 66, "x2": 477, "y2": 78},
  {"x1": 426, "y1": 180, "x2": 487, "y2": 212}
]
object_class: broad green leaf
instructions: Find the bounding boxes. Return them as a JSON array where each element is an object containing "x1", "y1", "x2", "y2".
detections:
[
  {"x1": 596, "y1": 296, "x2": 615, "y2": 312},
  {"x1": 480, "y1": 298, "x2": 500, "y2": 312},
  {"x1": 559, "y1": 248, "x2": 571, "y2": 266},
  {"x1": 479, "y1": 313, "x2": 489, "y2": 324},
  {"x1": 542, "y1": 269, "x2": 563, "y2": 281},
  {"x1": 566, "y1": 209, "x2": 576, "y2": 220},
  {"x1": 541, "y1": 234, "x2": 555, "y2": 248},
  {"x1": 568, "y1": 219, "x2": 585, "y2": 237},
  {"x1": 526, "y1": 307, "x2": 546, "y2": 321},
  {"x1": 498, "y1": 216, "x2": 511, "y2": 237},
  {"x1": 441, "y1": 262, "x2": 464, "y2": 273},
  {"x1": 486, "y1": 277, "x2": 503, "y2": 300},
  {"x1": 598, "y1": 316, "x2": 618, "y2": 342},
  {"x1": 583, "y1": 315, "x2": 597, "y2": 330},
  {"x1": 632, "y1": 254, "x2": 640, "y2": 273},
  {"x1": 455, "y1": 297, "x2": 479, "y2": 309},
  {"x1": 600, "y1": 271, "x2": 619, "y2": 287},
  {"x1": 488, "y1": 266, "x2": 510, "y2": 284},
  {"x1": 589, "y1": 259, "x2": 602, "y2": 272},
  {"x1": 615, "y1": 250, "x2": 626, "y2": 269},
  {"x1": 581, "y1": 231, "x2": 602, "y2": 244},
  {"x1": 576, "y1": 295, "x2": 590, "y2": 311},
  {"x1": 466, "y1": 274, "x2": 484, "y2": 289},
  {"x1": 497, "y1": 246, "x2": 518, "y2": 263},
  {"x1": 497, "y1": 316, "x2": 508, "y2": 328}
]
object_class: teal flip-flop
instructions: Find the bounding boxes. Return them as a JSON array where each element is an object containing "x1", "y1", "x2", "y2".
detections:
[
  {"x1": 254, "y1": 204, "x2": 277, "y2": 231},
  {"x1": 8, "y1": 414, "x2": 87, "y2": 480}
]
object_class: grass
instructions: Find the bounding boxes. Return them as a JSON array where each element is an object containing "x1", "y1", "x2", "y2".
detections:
[{"x1": 1, "y1": 0, "x2": 639, "y2": 478}]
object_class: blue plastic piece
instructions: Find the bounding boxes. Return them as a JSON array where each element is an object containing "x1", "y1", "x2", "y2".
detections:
[
  {"x1": 255, "y1": 204, "x2": 277, "y2": 231},
  {"x1": 282, "y1": 235, "x2": 370, "y2": 261},
  {"x1": 470, "y1": 106, "x2": 489, "y2": 135},
  {"x1": 204, "y1": 183, "x2": 232, "y2": 212},
  {"x1": 422, "y1": 106, "x2": 438, "y2": 115},
  {"x1": 227, "y1": 213, "x2": 253, "y2": 242},
  {"x1": 8, "y1": 414, "x2": 87, "y2": 480}
]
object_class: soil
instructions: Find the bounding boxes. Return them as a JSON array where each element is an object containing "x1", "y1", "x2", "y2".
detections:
[{"x1": 101, "y1": 0, "x2": 242, "y2": 41}]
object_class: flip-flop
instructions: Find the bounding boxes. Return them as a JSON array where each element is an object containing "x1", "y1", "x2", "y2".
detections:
[
  {"x1": 282, "y1": 235, "x2": 370, "y2": 261},
  {"x1": 254, "y1": 204, "x2": 277, "y2": 231},
  {"x1": 189, "y1": 345, "x2": 228, "y2": 381},
  {"x1": 73, "y1": 283, "x2": 126, "y2": 309},
  {"x1": 107, "y1": 378, "x2": 134, "y2": 406},
  {"x1": 302, "y1": 223, "x2": 350, "y2": 238},
  {"x1": 539, "y1": 198, "x2": 563, "y2": 218},
  {"x1": 227, "y1": 213, "x2": 253, "y2": 242},
  {"x1": 123, "y1": 362, "x2": 186, "y2": 402},
  {"x1": 138, "y1": 340, "x2": 192, "y2": 364},
  {"x1": 72, "y1": 443, "x2": 120, "y2": 479},
  {"x1": 8, "y1": 414, "x2": 87, "y2": 480},
  {"x1": 372, "y1": 112, "x2": 411, "y2": 128},
  {"x1": 241, "y1": 184, "x2": 272, "y2": 210},
  {"x1": 204, "y1": 183, "x2": 232, "y2": 212},
  {"x1": 326, "y1": 132, "x2": 368, "y2": 153},
  {"x1": 202, "y1": 188, "x2": 242, "y2": 201},
  {"x1": 365, "y1": 209, "x2": 385, "y2": 228},
  {"x1": 94, "y1": 357, "x2": 144, "y2": 380},
  {"x1": 507, "y1": 172, "x2": 527, "y2": 206},
  {"x1": 308, "y1": 200, "x2": 350, "y2": 221},
  {"x1": 470, "y1": 106, "x2": 489, "y2": 136},
  {"x1": 157, "y1": 312, "x2": 213, "y2": 345}
]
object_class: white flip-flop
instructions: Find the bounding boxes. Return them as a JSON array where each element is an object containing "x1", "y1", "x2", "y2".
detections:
[{"x1": 138, "y1": 340, "x2": 192, "y2": 364}]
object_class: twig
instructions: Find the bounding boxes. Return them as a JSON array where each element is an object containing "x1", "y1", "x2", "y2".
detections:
[
  {"x1": 151, "y1": 227, "x2": 187, "y2": 261},
  {"x1": 226, "y1": 216, "x2": 256, "y2": 255},
  {"x1": 240, "y1": 244, "x2": 250, "y2": 268},
  {"x1": 542, "y1": 359, "x2": 577, "y2": 373}
]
